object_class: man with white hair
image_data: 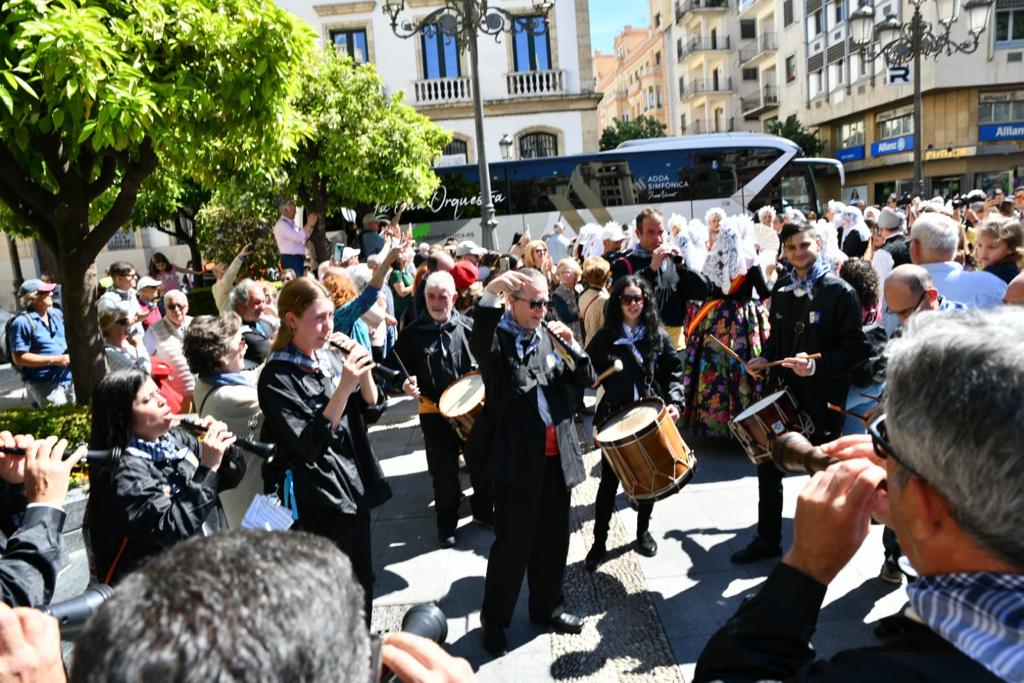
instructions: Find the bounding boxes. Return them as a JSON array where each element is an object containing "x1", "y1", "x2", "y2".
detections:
[
  {"x1": 909, "y1": 213, "x2": 1006, "y2": 307},
  {"x1": 144, "y1": 289, "x2": 194, "y2": 410},
  {"x1": 545, "y1": 223, "x2": 571, "y2": 264},
  {"x1": 698, "y1": 308, "x2": 1024, "y2": 682},
  {"x1": 389, "y1": 271, "x2": 492, "y2": 548},
  {"x1": 273, "y1": 200, "x2": 315, "y2": 275},
  {"x1": 229, "y1": 279, "x2": 278, "y2": 367}
]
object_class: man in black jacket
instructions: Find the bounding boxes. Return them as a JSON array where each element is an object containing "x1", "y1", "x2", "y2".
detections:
[
  {"x1": 611, "y1": 207, "x2": 709, "y2": 351},
  {"x1": 736, "y1": 221, "x2": 869, "y2": 564},
  {"x1": 0, "y1": 432, "x2": 83, "y2": 607},
  {"x1": 471, "y1": 269, "x2": 595, "y2": 657},
  {"x1": 391, "y1": 270, "x2": 492, "y2": 548},
  {"x1": 697, "y1": 307, "x2": 1022, "y2": 682}
]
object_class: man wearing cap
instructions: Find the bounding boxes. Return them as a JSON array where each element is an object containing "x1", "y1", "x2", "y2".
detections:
[
  {"x1": 455, "y1": 240, "x2": 485, "y2": 268},
  {"x1": 601, "y1": 224, "x2": 626, "y2": 262},
  {"x1": 274, "y1": 200, "x2": 316, "y2": 275},
  {"x1": 359, "y1": 213, "x2": 387, "y2": 261},
  {"x1": 135, "y1": 276, "x2": 163, "y2": 330},
  {"x1": 9, "y1": 279, "x2": 73, "y2": 406}
]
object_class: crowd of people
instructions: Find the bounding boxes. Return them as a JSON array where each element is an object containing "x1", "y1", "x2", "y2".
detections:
[{"x1": 0, "y1": 187, "x2": 1021, "y2": 681}]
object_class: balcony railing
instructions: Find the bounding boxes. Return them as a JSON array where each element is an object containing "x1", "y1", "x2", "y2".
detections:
[
  {"x1": 740, "y1": 84, "x2": 779, "y2": 118},
  {"x1": 414, "y1": 76, "x2": 471, "y2": 105},
  {"x1": 506, "y1": 69, "x2": 566, "y2": 97},
  {"x1": 682, "y1": 117, "x2": 734, "y2": 134},
  {"x1": 739, "y1": 32, "x2": 777, "y2": 64},
  {"x1": 682, "y1": 77, "x2": 733, "y2": 97},
  {"x1": 680, "y1": 34, "x2": 731, "y2": 59},
  {"x1": 676, "y1": 0, "x2": 729, "y2": 20}
]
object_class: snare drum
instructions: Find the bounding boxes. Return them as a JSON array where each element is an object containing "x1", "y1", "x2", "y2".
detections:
[
  {"x1": 729, "y1": 389, "x2": 814, "y2": 464},
  {"x1": 595, "y1": 399, "x2": 696, "y2": 503},
  {"x1": 438, "y1": 372, "x2": 486, "y2": 441}
]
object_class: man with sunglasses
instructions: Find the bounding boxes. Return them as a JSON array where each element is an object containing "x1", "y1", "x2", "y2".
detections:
[
  {"x1": 737, "y1": 221, "x2": 869, "y2": 564},
  {"x1": 698, "y1": 308, "x2": 1020, "y2": 682},
  {"x1": 471, "y1": 269, "x2": 595, "y2": 656},
  {"x1": 8, "y1": 279, "x2": 73, "y2": 407},
  {"x1": 143, "y1": 290, "x2": 194, "y2": 412}
]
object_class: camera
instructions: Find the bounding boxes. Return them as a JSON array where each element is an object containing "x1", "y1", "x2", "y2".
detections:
[
  {"x1": 42, "y1": 584, "x2": 114, "y2": 640},
  {"x1": 374, "y1": 603, "x2": 448, "y2": 682}
]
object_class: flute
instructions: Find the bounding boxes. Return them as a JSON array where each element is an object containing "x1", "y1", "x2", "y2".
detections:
[
  {"x1": 177, "y1": 419, "x2": 277, "y2": 463},
  {"x1": 328, "y1": 340, "x2": 401, "y2": 384},
  {"x1": 539, "y1": 320, "x2": 588, "y2": 370}
]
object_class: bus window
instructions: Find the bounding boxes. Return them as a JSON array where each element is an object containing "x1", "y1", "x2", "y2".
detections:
[
  {"x1": 747, "y1": 164, "x2": 815, "y2": 216},
  {"x1": 692, "y1": 148, "x2": 781, "y2": 201},
  {"x1": 400, "y1": 166, "x2": 508, "y2": 224}
]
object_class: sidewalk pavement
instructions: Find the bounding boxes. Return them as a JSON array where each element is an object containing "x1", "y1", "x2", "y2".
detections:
[{"x1": 368, "y1": 394, "x2": 907, "y2": 682}]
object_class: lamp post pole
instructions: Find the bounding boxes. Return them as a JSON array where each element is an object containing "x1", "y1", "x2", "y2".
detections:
[
  {"x1": 912, "y1": 4, "x2": 924, "y2": 196},
  {"x1": 467, "y1": 22, "x2": 498, "y2": 250}
]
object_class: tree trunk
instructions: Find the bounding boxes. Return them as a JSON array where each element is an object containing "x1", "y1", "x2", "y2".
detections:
[
  {"x1": 54, "y1": 216, "x2": 106, "y2": 405},
  {"x1": 6, "y1": 235, "x2": 23, "y2": 298},
  {"x1": 174, "y1": 212, "x2": 202, "y2": 272},
  {"x1": 35, "y1": 240, "x2": 59, "y2": 279}
]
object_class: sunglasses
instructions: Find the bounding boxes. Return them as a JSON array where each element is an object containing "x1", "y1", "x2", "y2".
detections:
[
  {"x1": 533, "y1": 247, "x2": 547, "y2": 254},
  {"x1": 621, "y1": 294, "x2": 644, "y2": 305},
  {"x1": 827, "y1": 404, "x2": 927, "y2": 482},
  {"x1": 166, "y1": 303, "x2": 188, "y2": 311},
  {"x1": 513, "y1": 296, "x2": 549, "y2": 310}
]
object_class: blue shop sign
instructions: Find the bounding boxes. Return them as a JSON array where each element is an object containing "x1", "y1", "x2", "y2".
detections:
[
  {"x1": 979, "y1": 122, "x2": 1024, "y2": 141},
  {"x1": 871, "y1": 134, "x2": 913, "y2": 157},
  {"x1": 835, "y1": 146, "x2": 865, "y2": 162}
]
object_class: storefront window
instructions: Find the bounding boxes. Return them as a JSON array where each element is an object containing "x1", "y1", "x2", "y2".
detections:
[
  {"x1": 877, "y1": 113, "x2": 913, "y2": 140},
  {"x1": 976, "y1": 170, "x2": 1013, "y2": 195},
  {"x1": 930, "y1": 176, "x2": 961, "y2": 200}
]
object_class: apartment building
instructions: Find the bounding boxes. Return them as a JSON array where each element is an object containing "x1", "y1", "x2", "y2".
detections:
[
  {"x1": 278, "y1": 0, "x2": 602, "y2": 163},
  {"x1": 594, "y1": 26, "x2": 669, "y2": 135},
  {"x1": 795, "y1": 0, "x2": 1024, "y2": 203}
]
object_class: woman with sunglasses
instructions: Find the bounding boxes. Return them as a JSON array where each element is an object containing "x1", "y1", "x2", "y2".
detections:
[
  {"x1": 87, "y1": 369, "x2": 246, "y2": 584},
  {"x1": 99, "y1": 305, "x2": 151, "y2": 375},
  {"x1": 583, "y1": 275, "x2": 684, "y2": 570},
  {"x1": 257, "y1": 277, "x2": 391, "y2": 624},
  {"x1": 522, "y1": 240, "x2": 555, "y2": 285}
]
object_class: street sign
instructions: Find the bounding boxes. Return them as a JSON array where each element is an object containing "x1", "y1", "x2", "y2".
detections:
[{"x1": 887, "y1": 66, "x2": 911, "y2": 85}]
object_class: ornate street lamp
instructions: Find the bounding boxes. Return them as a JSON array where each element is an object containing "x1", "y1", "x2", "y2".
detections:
[
  {"x1": 382, "y1": 0, "x2": 555, "y2": 250},
  {"x1": 850, "y1": 0, "x2": 994, "y2": 196}
]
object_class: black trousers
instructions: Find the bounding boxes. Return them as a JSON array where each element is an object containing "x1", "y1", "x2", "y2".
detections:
[
  {"x1": 481, "y1": 456, "x2": 570, "y2": 627},
  {"x1": 296, "y1": 505, "x2": 373, "y2": 625},
  {"x1": 593, "y1": 456, "x2": 652, "y2": 546},
  {"x1": 420, "y1": 414, "x2": 493, "y2": 534}
]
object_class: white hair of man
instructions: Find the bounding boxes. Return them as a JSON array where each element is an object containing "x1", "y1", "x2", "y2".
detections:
[
  {"x1": 228, "y1": 279, "x2": 257, "y2": 311},
  {"x1": 164, "y1": 289, "x2": 188, "y2": 306},
  {"x1": 885, "y1": 307, "x2": 1024, "y2": 566},
  {"x1": 278, "y1": 199, "x2": 294, "y2": 213},
  {"x1": 424, "y1": 270, "x2": 456, "y2": 293},
  {"x1": 910, "y1": 212, "x2": 959, "y2": 258}
]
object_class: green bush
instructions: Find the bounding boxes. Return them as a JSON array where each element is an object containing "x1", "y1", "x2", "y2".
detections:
[
  {"x1": 187, "y1": 286, "x2": 218, "y2": 317},
  {"x1": 0, "y1": 404, "x2": 91, "y2": 488}
]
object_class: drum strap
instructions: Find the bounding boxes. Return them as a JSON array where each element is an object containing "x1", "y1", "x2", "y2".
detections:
[{"x1": 418, "y1": 396, "x2": 441, "y2": 414}]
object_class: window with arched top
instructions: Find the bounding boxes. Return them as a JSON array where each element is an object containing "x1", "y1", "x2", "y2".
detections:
[
  {"x1": 443, "y1": 139, "x2": 467, "y2": 157},
  {"x1": 518, "y1": 132, "x2": 557, "y2": 159}
]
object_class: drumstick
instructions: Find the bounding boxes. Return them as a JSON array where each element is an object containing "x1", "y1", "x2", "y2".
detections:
[
  {"x1": 591, "y1": 359, "x2": 624, "y2": 389},
  {"x1": 390, "y1": 351, "x2": 413, "y2": 382},
  {"x1": 760, "y1": 353, "x2": 822, "y2": 369},
  {"x1": 709, "y1": 335, "x2": 751, "y2": 374}
]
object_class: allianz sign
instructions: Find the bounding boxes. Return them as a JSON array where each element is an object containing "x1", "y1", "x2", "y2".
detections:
[{"x1": 871, "y1": 134, "x2": 913, "y2": 157}]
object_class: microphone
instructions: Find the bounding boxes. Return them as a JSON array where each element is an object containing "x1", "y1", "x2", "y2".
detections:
[
  {"x1": 591, "y1": 358, "x2": 624, "y2": 389},
  {"x1": 328, "y1": 341, "x2": 401, "y2": 384},
  {"x1": 177, "y1": 419, "x2": 277, "y2": 464},
  {"x1": 42, "y1": 584, "x2": 113, "y2": 640}
]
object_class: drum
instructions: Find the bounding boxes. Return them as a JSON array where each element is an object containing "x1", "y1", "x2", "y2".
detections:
[
  {"x1": 438, "y1": 372, "x2": 485, "y2": 441},
  {"x1": 594, "y1": 398, "x2": 696, "y2": 503},
  {"x1": 729, "y1": 389, "x2": 814, "y2": 465}
]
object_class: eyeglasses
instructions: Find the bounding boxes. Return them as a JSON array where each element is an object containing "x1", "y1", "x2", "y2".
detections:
[
  {"x1": 827, "y1": 404, "x2": 928, "y2": 483},
  {"x1": 621, "y1": 294, "x2": 644, "y2": 305},
  {"x1": 166, "y1": 303, "x2": 188, "y2": 311},
  {"x1": 533, "y1": 247, "x2": 547, "y2": 254},
  {"x1": 513, "y1": 296, "x2": 549, "y2": 310},
  {"x1": 889, "y1": 291, "x2": 927, "y2": 320}
]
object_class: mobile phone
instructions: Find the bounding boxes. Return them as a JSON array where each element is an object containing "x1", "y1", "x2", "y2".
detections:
[{"x1": 333, "y1": 243, "x2": 344, "y2": 263}]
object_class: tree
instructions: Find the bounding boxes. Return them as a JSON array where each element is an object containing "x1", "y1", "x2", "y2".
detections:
[
  {"x1": 195, "y1": 174, "x2": 284, "y2": 279},
  {"x1": 599, "y1": 115, "x2": 667, "y2": 151},
  {"x1": 288, "y1": 51, "x2": 451, "y2": 263},
  {"x1": 0, "y1": 0, "x2": 314, "y2": 401},
  {"x1": 131, "y1": 170, "x2": 210, "y2": 271},
  {"x1": 766, "y1": 114, "x2": 825, "y2": 157}
]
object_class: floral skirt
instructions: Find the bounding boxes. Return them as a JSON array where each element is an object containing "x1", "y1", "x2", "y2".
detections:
[{"x1": 681, "y1": 299, "x2": 771, "y2": 437}]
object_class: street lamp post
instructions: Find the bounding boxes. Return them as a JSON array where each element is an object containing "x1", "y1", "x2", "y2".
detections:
[
  {"x1": 381, "y1": 0, "x2": 554, "y2": 250},
  {"x1": 850, "y1": 0, "x2": 994, "y2": 198}
]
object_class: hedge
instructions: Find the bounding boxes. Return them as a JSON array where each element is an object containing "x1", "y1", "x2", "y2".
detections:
[
  {"x1": 186, "y1": 286, "x2": 218, "y2": 317},
  {"x1": 0, "y1": 404, "x2": 91, "y2": 488}
]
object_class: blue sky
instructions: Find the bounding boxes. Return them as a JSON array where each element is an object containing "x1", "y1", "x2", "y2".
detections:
[{"x1": 589, "y1": 0, "x2": 650, "y2": 54}]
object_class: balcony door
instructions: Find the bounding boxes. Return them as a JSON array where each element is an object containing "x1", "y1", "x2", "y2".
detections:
[
  {"x1": 512, "y1": 16, "x2": 551, "y2": 72},
  {"x1": 422, "y1": 25, "x2": 461, "y2": 79}
]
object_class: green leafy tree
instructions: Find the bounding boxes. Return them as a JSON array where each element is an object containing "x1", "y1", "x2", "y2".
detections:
[
  {"x1": 599, "y1": 115, "x2": 667, "y2": 151},
  {"x1": 131, "y1": 170, "x2": 211, "y2": 271},
  {"x1": 288, "y1": 51, "x2": 451, "y2": 263},
  {"x1": 195, "y1": 174, "x2": 284, "y2": 278},
  {"x1": 0, "y1": 0, "x2": 314, "y2": 401},
  {"x1": 767, "y1": 114, "x2": 825, "y2": 156}
]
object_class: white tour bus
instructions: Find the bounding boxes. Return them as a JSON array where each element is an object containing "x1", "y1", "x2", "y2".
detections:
[{"x1": 386, "y1": 132, "x2": 844, "y2": 249}]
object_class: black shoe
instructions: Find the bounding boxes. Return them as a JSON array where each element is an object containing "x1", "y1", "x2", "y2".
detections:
[
  {"x1": 531, "y1": 610, "x2": 584, "y2": 634},
  {"x1": 480, "y1": 616, "x2": 507, "y2": 657},
  {"x1": 636, "y1": 531, "x2": 658, "y2": 557},
  {"x1": 439, "y1": 532, "x2": 456, "y2": 549},
  {"x1": 730, "y1": 538, "x2": 782, "y2": 564},
  {"x1": 584, "y1": 543, "x2": 606, "y2": 572}
]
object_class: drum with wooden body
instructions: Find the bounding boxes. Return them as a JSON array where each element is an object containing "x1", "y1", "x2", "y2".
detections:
[
  {"x1": 438, "y1": 372, "x2": 485, "y2": 441},
  {"x1": 729, "y1": 389, "x2": 814, "y2": 465},
  {"x1": 594, "y1": 398, "x2": 696, "y2": 503}
]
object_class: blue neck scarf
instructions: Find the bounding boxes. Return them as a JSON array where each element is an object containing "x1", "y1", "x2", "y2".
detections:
[
  {"x1": 776, "y1": 258, "x2": 829, "y2": 299},
  {"x1": 497, "y1": 310, "x2": 540, "y2": 360},
  {"x1": 126, "y1": 433, "x2": 182, "y2": 463},
  {"x1": 613, "y1": 323, "x2": 646, "y2": 365},
  {"x1": 201, "y1": 371, "x2": 254, "y2": 389},
  {"x1": 908, "y1": 572, "x2": 1024, "y2": 681}
]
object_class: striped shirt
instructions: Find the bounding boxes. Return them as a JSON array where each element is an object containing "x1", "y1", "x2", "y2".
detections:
[{"x1": 908, "y1": 572, "x2": 1024, "y2": 681}]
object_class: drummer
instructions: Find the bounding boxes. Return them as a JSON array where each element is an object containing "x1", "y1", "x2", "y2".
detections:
[
  {"x1": 735, "y1": 219, "x2": 869, "y2": 565},
  {"x1": 584, "y1": 275, "x2": 685, "y2": 571},
  {"x1": 388, "y1": 271, "x2": 494, "y2": 548}
]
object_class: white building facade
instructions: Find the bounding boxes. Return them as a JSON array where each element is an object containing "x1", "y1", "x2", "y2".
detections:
[{"x1": 276, "y1": 0, "x2": 602, "y2": 163}]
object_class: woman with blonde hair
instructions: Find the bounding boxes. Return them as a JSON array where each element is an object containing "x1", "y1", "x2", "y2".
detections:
[
  {"x1": 522, "y1": 239, "x2": 554, "y2": 283},
  {"x1": 257, "y1": 277, "x2": 391, "y2": 623}
]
